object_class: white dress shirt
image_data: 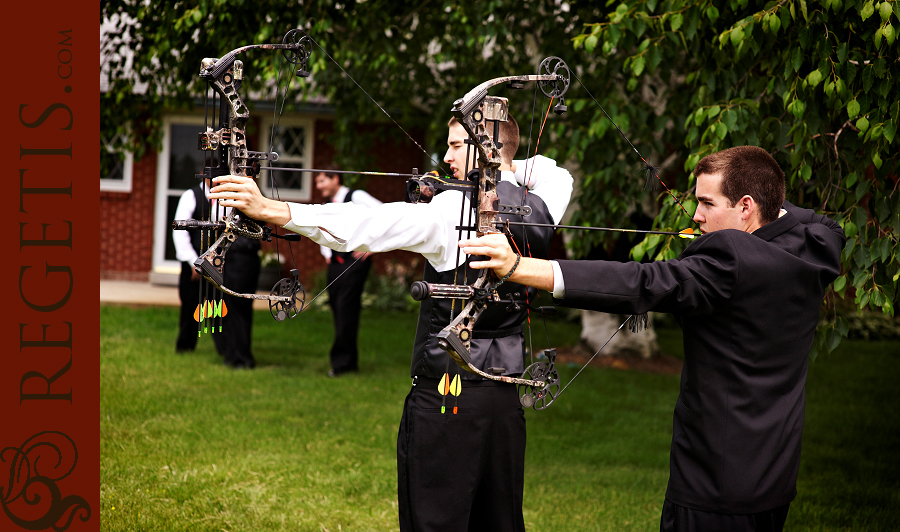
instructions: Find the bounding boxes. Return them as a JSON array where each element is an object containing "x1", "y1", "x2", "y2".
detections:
[
  {"x1": 172, "y1": 182, "x2": 232, "y2": 263},
  {"x1": 284, "y1": 156, "x2": 573, "y2": 273},
  {"x1": 319, "y1": 185, "x2": 384, "y2": 261}
]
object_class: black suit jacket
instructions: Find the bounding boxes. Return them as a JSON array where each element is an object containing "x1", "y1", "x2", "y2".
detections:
[{"x1": 556, "y1": 201, "x2": 845, "y2": 513}]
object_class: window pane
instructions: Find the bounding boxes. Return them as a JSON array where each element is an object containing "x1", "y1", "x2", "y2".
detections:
[
  {"x1": 169, "y1": 124, "x2": 212, "y2": 191},
  {"x1": 164, "y1": 195, "x2": 180, "y2": 262},
  {"x1": 102, "y1": 150, "x2": 124, "y2": 180},
  {"x1": 265, "y1": 166, "x2": 309, "y2": 196}
]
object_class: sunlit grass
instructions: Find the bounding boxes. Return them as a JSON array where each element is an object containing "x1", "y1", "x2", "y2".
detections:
[{"x1": 101, "y1": 305, "x2": 899, "y2": 531}]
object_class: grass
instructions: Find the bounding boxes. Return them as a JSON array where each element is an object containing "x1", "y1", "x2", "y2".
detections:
[{"x1": 100, "y1": 305, "x2": 899, "y2": 531}]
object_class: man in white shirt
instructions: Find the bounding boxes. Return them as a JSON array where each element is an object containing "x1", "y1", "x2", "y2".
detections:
[
  {"x1": 314, "y1": 166, "x2": 383, "y2": 377},
  {"x1": 210, "y1": 115, "x2": 573, "y2": 531},
  {"x1": 172, "y1": 178, "x2": 260, "y2": 368}
]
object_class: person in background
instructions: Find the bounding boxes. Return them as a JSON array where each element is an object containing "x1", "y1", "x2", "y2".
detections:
[
  {"x1": 315, "y1": 165, "x2": 383, "y2": 377},
  {"x1": 172, "y1": 178, "x2": 260, "y2": 369}
]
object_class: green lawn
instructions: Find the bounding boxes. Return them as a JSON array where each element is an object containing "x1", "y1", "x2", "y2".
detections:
[{"x1": 100, "y1": 305, "x2": 899, "y2": 531}]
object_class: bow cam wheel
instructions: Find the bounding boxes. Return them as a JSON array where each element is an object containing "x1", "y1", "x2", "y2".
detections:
[
  {"x1": 518, "y1": 359, "x2": 561, "y2": 410},
  {"x1": 282, "y1": 29, "x2": 312, "y2": 70},
  {"x1": 269, "y1": 276, "x2": 306, "y2": 321},
  {"x1": 538, "y1": 56, "x2": 570, "y2": 99}
]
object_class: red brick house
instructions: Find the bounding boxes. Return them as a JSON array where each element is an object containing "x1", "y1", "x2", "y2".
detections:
[{"x1": 100, "y1": 106, "x2": 425, "y2": 290}]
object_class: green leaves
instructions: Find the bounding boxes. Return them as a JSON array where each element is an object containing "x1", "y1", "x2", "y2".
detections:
[
  {"x1": 861, "y1": 0, "x2": 875, "y2": 20},
  {"x1": 805, "y1": 69, "x2": 824, "y2": 88},
  {"x1": 882, "y1": 23, "x2": 896, "y2": 45},
  {"x1": 878, "y1": 1, "x2": 893, "y2": 21},
  {"x1": 847, "y1": 99, "x2": 861, "y2": 119},
  {"x1": 571, "y1": 0, "x2": 898, "y2": 352}
]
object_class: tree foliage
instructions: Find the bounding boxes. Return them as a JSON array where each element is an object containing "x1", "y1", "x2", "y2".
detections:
[
  {"x1": 101, "y1": 0, "x2": 604, "y2": 174},
  {"x1": 102, "y1": 1, "x2": 899, "y2": 357},
  {"x1": 568, "y1": 0, "x2": 898, "y2": 358}
]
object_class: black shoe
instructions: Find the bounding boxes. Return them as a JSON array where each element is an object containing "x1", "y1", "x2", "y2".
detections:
[
  {"x1": 225, "y1": 360, "x2": 253, "y2": 370},
  {"x1": 327, "y1": 367, "x2": 358, "y2": 378}
]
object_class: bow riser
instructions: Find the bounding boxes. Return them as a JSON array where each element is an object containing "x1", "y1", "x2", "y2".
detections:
[
  {"x1": 437, "y1": 97, "x2": 505, "y2": 363},
  {"x1": 192, "y1": 58, "x2": 258, "y2": 293}
]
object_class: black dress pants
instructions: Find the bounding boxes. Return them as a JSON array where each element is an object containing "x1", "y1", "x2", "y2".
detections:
[
  {"x1": 217, "y1": 250, "x2": 260, "y2": 368},
  {"x1": 397, "y1": 377, "x2": 526, "y2": 532},
  {"x1": 660, "y1": 499, "x2": 791, "y2": 532},
  {"x1": 326, "y1": 257, "x2": 371, "y2": 373},
  {"x1": 176, "y1": 262, "x2": 202, "y2": 351}
]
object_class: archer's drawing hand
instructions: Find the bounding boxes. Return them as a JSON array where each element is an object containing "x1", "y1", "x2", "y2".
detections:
[
  {"x1": 459, "y1": 234, "x2": 517, "y2": 277},
  {"x1": 210, "y1": 175, "x2": 292, "y2": 226},
  {"x1": 460, "y1": 234, "x2": 556, "y2": 292}
]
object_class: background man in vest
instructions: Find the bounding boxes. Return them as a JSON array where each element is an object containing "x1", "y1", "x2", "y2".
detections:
[
  {"x1": 315, "y1": 165, "x2": 383, "y2": 377},
  {"x1": 172, "y1": 177, "x2": 260, "y2": 369}
]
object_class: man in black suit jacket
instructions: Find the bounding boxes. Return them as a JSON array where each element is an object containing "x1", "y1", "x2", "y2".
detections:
[{"x1": 459, "y1": 146, "x2": 846, "y2": 532}]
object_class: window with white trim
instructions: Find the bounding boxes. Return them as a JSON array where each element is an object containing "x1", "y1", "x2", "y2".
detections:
[
  {"x1": 100, "y1": 131, "x2": 133, "y2": 192},
  {"x1": 152, "y1": 115, "x2": 209, "y2": 277},
  {"x1": 257, "y1": 116, "x2": 314, "y2": 202}
]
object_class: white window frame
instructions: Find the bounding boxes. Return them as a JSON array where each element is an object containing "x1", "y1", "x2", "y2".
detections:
[
  {"x1": 152, "y1": 114, "x2": 206, "y2": 279},
  {"x1": 100, "y1": 132, "x2": 133, "y2": 192},
  {"x1": 257, "y1": 115, "x2": 314, "y2": 202}
]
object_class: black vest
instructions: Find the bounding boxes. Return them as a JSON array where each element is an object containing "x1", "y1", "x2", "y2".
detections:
[
  {"x1": 410, "y1": 180, "x2": 555, "y2": 380},
  {"x1": 331, "y1": 189, "x2": 361, "y2": 263}
]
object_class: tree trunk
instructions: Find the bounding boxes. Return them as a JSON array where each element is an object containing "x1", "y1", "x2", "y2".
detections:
[{"x1": 580, "y1": 310, "x2": 659, "y2": 359}]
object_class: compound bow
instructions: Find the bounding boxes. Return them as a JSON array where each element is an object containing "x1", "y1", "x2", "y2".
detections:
[
  {"x1": 173, "y1": 29, "x2": 312, "y2": 323},
  {"x1": 406, "y1": 57, "x2": 572, "y2": 410},
  {"x1": 173, "y1": 32, "x2": 688, "y2": 410}
]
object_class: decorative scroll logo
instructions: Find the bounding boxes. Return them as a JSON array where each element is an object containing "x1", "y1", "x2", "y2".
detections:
[{"x1": 1, "y1": 431, "x2": 90, "y2": 530}]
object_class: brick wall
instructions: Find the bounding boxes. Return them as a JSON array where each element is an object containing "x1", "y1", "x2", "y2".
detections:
[
  {"x1": 100, "y1": 148, "x2": 158, "y2": 281},
  {"x1": 100, "y1": 116, "x2": 428, "y2": 285}
]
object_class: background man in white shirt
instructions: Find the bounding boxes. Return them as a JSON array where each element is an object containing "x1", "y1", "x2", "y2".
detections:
[
  {"x1": 314, "y1": 165, "x2": 383, "y2": 377},
  {"x1": 172, "y1": 178, "x2": 260, "y2": 368}
]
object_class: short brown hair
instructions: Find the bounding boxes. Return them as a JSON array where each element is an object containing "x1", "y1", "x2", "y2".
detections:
[
  {"x1": 448, "y1": 115, "x2": 519, "y2": 165},
  {"x1": 693, "y1": 146, "x2": 786, "y2": 224},
  {"x1": 318, "y1": 163, "x2": 342, "y2": 184}
]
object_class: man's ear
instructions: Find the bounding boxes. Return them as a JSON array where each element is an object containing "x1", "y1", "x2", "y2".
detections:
[{"x1": 739, "y1": 195, "x2": 757, "y2": 220}]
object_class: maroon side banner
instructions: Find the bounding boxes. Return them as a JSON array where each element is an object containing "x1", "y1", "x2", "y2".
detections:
[{"x1": 2, "y1": 2, "x2": 100, "y2": 531}]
